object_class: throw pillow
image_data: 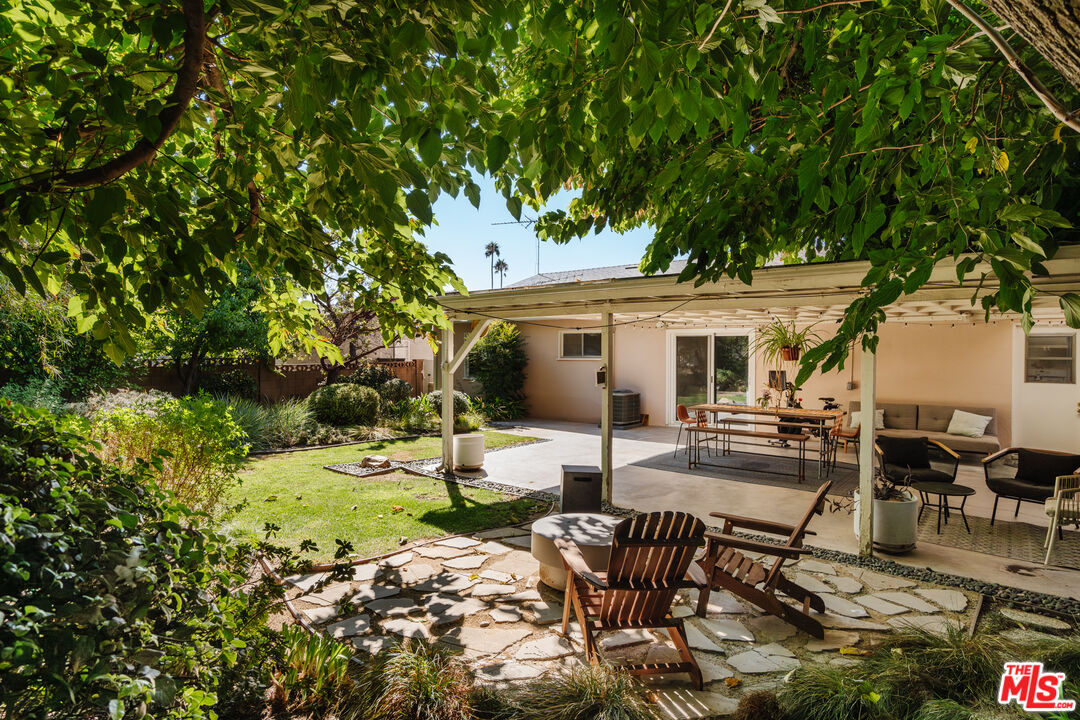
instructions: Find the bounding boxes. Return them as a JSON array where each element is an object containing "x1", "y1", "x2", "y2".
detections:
[
  {"x1": 1017, "y1": 449, "x2": 1080, "y2": 487},
  {"x1": 877, "y1": 436, "x2": 931, "y2": 469},
  {"x1": 946, "y1": 409, "x2": 992, "y2": 438},
  {"x1": 848, "y1": 409, "x2": 884, "y2": 430}
]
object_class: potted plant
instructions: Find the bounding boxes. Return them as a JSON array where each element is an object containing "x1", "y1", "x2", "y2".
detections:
[
  {"x1": 754, "y1": 319, "x2": 821, "y2": 365},
  {"x1": 830, "y1": 468, "x2": 919, "y2": 554}
]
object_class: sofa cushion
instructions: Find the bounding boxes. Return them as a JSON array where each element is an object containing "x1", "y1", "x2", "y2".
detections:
[
  {"x1": 848, "y1": 409, "x2": 884, "y2": 430},
  {"x1": 946, "y1": 409, "x2": 993, "y2": 438},
  {"x1": 878, "y1": 428, "x2": 1000, "y2": 454},
  {"x1": 884, "y1": 465, "x2": 954, "y2": 485},
  {"x1": 849, "y1": 401, "x2": 917, "y2": 430},
  {"x1": 918, "y1": 404, "x2": 997, "y2": 435},
  {"x1": 878, "y1": 436, "x2": 930, "y2": 469},
  {"x1": 986, "y1": 476, "x2": 1056, "y2": 501},
  {"x1": 1017, "y1": 449, "x2": 1080, "y2": 487}
]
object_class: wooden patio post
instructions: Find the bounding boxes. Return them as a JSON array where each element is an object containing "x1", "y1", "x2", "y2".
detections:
[
  {"x1": 858, "y1": 345, "x2": 876, "y2": 557},
  {"x1": 440, "y1": 326, "x2": 455, "y2": 473},
  {"x1": 600, "y1": 310, "x2": 614, "y2": 502}
]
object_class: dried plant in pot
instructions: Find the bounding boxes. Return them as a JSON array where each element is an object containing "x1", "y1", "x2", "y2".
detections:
[{"x1": 828, "y1": 467, "x2": 919, "y2": 554}]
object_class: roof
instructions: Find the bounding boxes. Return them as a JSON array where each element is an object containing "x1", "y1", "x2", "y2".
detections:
[{"x1": 508, "y1": 260, "x2": 689, "y2": 288}]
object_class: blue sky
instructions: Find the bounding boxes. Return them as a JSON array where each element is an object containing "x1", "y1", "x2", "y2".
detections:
[{"x1": 420, "y1": 174, "x2": 655, "y2": 291}]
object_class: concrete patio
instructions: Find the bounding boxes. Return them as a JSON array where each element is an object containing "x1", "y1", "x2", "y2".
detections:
[{"x1": 472, "y1": 421, "x2": 1080, "y2": 600}]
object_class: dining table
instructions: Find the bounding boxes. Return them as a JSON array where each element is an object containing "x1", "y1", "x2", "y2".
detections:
[{"x1": 687, "y1": 403, "x2": 845, "y2": 480}]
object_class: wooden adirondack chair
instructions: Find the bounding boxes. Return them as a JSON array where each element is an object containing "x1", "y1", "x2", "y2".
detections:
[
  {"x1": 555, "y1": 511, "x2": 708, "y2": 689},
  {"x1": 695, "y1": 482, "x2": 832, "y2": 639}
]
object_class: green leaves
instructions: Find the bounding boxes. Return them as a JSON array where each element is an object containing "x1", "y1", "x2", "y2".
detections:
[
  {"x1": 406, "y1": 189, "x2": 433, "y2": 224},
  {"x1": 1062, "y1": 294, "x2": 1080, "y2": 328},
  {"x1": 417, "y1": 128, "x2": 443, "y2": 167}
]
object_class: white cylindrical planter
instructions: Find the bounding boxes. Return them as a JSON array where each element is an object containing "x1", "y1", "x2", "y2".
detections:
[
  {"x1": 453, "y1": 433, "x2": 485, "y2": 471},
  {"x1": 854, "y1": 490, "x2": 919, "y2": 554}
]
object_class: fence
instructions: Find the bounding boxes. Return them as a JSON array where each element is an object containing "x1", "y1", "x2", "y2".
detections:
[{"x1": 137, "y1": 358, "x2": 424, "y2": 403}]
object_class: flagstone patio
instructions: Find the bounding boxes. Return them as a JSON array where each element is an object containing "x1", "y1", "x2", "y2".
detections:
[{"x1": 280, "y1": 521, "x2": 1046, "y2": 719}]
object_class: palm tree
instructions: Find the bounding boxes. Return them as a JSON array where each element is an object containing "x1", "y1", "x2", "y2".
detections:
[
  {"x1": 494, "y1": 258, "x2": 509, "y2": 288},
  {"x1": 484, "y1": 242, "x2": 500, "y2": 289}
]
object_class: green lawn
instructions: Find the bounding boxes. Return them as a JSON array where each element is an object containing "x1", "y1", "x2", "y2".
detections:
[{"x1": 223, "y1": 431, "x2": 544, "y2": 561}]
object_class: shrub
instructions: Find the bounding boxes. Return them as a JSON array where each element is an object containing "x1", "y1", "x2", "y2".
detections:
[
  {"x1": 309, "y1": 383, "x2": 381, "y2": 426},
  {"x1": 222, "y1": 395, "x2": 271, "y2": 451},
  {"x1": 778, "y1": 665, "x2": 891, "y2": 720},
  {"x1": 379, "y1": 377, "x2": 413, "y2": 405},
  {"x1": 91, "y1": 394, "x2": 247, "y2": 514},
  {"x1": 78, "y1": 387, "x2": 173, "y2": 417},
  {"x1": 476, "y1": 395, "x2": 528, "y2": 422},
  {"x1": 428, "y1": 389, "x2": 472, "y2": 417},
  {"x1": 0, "y1": 378, "x2": 67, "y2": 414},
  {"x1": 455, "y1": 409, "x2": 486, "y2": 433},
  {"x1": 196, "y1": 368, "x2": 258, "y2": 400},
  {"x1": 912, "y1": 699, "x2": 980, "y2": 720},
  {"x1": 506, "y1": 663, "x2": 659, "y2": 720},
  {"x1": 733, "y1": 690, "x2": 784, "y2": 720},
  {"x1": 264, "y1": 397, "x2": 314, "y2": 448},
  {"x1": 468, "y1": 321, "x2": 527, "y2": 406},
  {"x1": 396, "y1": 403, "x2": 440, "y2": 434},
  {"x1": 268, "y1": 625, "x2": 355, "y2": 717},
  {"x1": 347, "y1": 362, "x2": 395, "y2": 389},
  {"x1": 0, "y1": 400, "x2": 289, "y2": 719},
  {"x1": 357, "y1": 641, "x2": 474, "y2": 720}
]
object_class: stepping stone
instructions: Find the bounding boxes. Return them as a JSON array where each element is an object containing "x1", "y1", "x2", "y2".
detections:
[
  {"x1": 1001, "y1": 628, "x2": 1063, "y2": 645},
  {"x1": 700, "y1": 618, "x2": 755, "y2": 643},
  {"x1": 379, "y1": 551, "x2": 413, "y2": 568},
  {"x1": 820, "y1": 594, "x2": 869, "y2": 618},
  {"x1": 799, "y1": 559, "x2": 837, "y2": 576},
  {"x1": 889, "y1": 615, "x2": 963, "y2": 635},
  {"x1": 681, "y1": 588, "x2": 751, "y2": 615},
  {"x1": 303, "y1": 605, "x2": 340, "y2": 624},
  {"x1": 325, "y1": 614, "x2": 371, "y2": 638},
  {"x1": 504, "y1": 589, "x2": 543, "y2": 603},
  {"x1": 872, "y1": 592, "x2": 938, "y2": 614},
  {"x1": 286, "y1": 572, "x2": 327, "y2": 593},
  {"x1": 854, "y1": 569, "x2": 916, "y2": 591},
  {"x1": 826, "y1": 576, "x2": 864, "y2": 594},
  {"x1": 650, "y1": 687, "x2": 740, "y2": 719},
  {"x1": 490, "y1": 605, "x2": 523, "y2": 623},
  {"x1": 442, "y1": 555, "x2": 487, "y2": 570},
  {"x1": 426, "y1": 594, "x2": 490, "y2": 626},
  {"x1": 487, "y1": 552, "x2": 539, "y2": 578},
  {"x1": 684, "y1": 624, "x2": 724, "y2": 653},
  {"x1": 476, "y1": 527, "x2": 526, "y2": 539},
  {"x1": 727, "y1": 647, "x2": 800, "y2": 674},
  {"x1": 816, "y1": 613, "x2": 891, "y2": 631},
  {"x1": 503, "y1": 536, "x2": 532, "y2": 549},
  {"x1": 391, "y1": 563, "x2": 436, "y2": 585},
  {"x1": 748, "y1": 615, "x2": 797, "y2": 643},
  {"x1": 1000, "y1": 608, "x2": 1071, "y2": 631},
  {"x1": 643, "y1": 643, "x2": 684, "y2": 665},
  {"x1": 437, "y1": 536, "x2": 481, "y2": 549},
  {"x1": 414, "y1": 573, "x2": 477, "y2": 594},
  {"x1": 441, "y1": 627, "x2": 533, "y2": 658},
  {"x1": 415, "y1": 545, "x2": 472, "y2": 560},
  {"x1": 756, "y1": 642, "x2": 795, "y2": 658},
  {"x1": 790, "y1": 572, "x2": 832, "y2": 595},
  {"x1": 303, "y1": 583, "x2": 357, "y2": 606},
  {"x1": 352, "y1": 635, "x2": 398, "y2": 655},
  {"x1": 383, "y1": 618, "x2": 432, "y2": 641},
  {"x1": 479, "y1": 569, "x2": 514, "y2": 584},
  {"x1": 366, "y1": 596, "x2": 424, "y2": 618},
  {"x1": 698, "y1": 656, "x2": 735, "y2": 683},
  {"x1": 523, "y1": 601, "x2": 563, "y2": 625},
  {"x1": 856, "y1": 595, "x2": 909, "y2": 616},
  {"x1": 600, "y1": 629, "x2": 655, "y2": 649},
  {"x1": 351, "y1": 564, "x2": 382, "y2": 582},
  {"x1": 351, "y1": 584, "x2": 401, "y2": 603},
  {"x1": 471, "y1": 583, "x2": 517, "y2": 598},
  {"x1": 914, "y1": 589, "x2": 968, "y2": 613},
  {"x1": 672, "y1": 606, "x2": 694, "y2": 618},
  {"x1": 514, "y1": 635, "x2": 575, "y2": 661},
  {"x1": 805, "y1": 630, "x2": 860, "y2": 652},
  {"x1": 476, "y1": 541, "x2": 513, "y2": 555},
  {"x1": 476, "y1": 661, "x2": 544, "y2": 683}
]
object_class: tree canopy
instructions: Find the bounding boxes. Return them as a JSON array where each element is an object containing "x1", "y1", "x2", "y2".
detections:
[{"x1": 2, "y1": 0, "x2": 1078, "y2": 376}]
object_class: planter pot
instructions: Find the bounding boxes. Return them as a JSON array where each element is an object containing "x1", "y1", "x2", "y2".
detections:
[
  {"x1": 780, "y1": 346, "x2": 801, "y2": 362},
  {"x1": 854, "y1": 490, "x2": 918, "y2": 554},
  {"x1": 453, "y1": 433, "x2": 485, "y2": 471}
]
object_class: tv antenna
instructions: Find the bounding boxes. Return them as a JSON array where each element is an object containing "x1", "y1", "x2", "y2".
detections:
[{"x1": 491, "y1": 216, "x2": 539, "y2": 274}]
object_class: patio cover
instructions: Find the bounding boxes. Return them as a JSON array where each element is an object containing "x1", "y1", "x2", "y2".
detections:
[{"x1": 435, "y1": 247, "x2": 1080, "y2": 556}]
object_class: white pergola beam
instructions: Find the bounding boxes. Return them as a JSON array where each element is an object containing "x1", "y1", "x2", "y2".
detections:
[
  {"x1": 600, "y1": 310, "x2": 614, "y2": 502},
  {"x1": 858, "y1": 345, "x2": 877, "y2": 557}
]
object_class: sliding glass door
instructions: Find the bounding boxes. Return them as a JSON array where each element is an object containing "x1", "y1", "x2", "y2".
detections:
[{"x1": 669, "y1": 331, "x2": 753, "y2": 421}]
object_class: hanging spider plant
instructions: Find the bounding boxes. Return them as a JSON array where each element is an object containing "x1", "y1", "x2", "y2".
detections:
[{"x1": 754, "y1": 318, "x2": 821, "y2": 365}]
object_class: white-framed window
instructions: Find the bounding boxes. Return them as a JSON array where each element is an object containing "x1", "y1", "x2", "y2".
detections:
[
  {"x1": 559, "y1": 331, "x2": 602, "y2": 359},
  {"x1": 462, "y1": 354, "x2": 474, "y2": 380},
  {"x1": 1025, "y1": 334, "x2": 1075, "y2": 384}
]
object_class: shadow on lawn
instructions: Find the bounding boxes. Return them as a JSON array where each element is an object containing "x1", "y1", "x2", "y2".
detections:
[{"x1": 415, "y1": 479, "x2": 543, "y2": 535}]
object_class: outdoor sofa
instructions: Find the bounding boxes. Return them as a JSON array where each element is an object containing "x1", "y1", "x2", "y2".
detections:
[{"x1": 848, "y1": 401, "x2": 1000, "y2": 455}]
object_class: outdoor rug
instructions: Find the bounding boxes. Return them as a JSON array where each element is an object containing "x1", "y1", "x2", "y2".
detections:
[
  {"x1": 917, "y1": 512, "x2": 1080, "y2": 570},
  {"x1": 630, "y1": 449, "x2": 860, "y2": 496}
]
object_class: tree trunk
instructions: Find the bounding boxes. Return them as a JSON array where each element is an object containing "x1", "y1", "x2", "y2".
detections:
[
  {"x1": 325, "y1": 365, "x2": 342, "y2": 384},
  {"x1": 981, "y1": 0, "x2": 1080, "y2": 91}
]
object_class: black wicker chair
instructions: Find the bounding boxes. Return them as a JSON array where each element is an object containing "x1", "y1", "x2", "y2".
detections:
[
  {"x1": 874, "y1": 436, "x2": 960, "y2": 485},
  {"x1": 983, "y1": 448, "x2": 1080, "y2": 525}
]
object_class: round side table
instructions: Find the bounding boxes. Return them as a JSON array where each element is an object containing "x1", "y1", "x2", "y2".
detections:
[
  {"x1": 530, "y1": 513, "x2": 622, "y2": 590},
  {"x1": 913, "y1": 482, "x2": 975, "y2": 534}
]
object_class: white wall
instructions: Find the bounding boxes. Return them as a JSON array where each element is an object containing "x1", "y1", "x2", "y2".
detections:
[{"x1": 1011, "y1": 326, "x2": 1080, "y2": 451}]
